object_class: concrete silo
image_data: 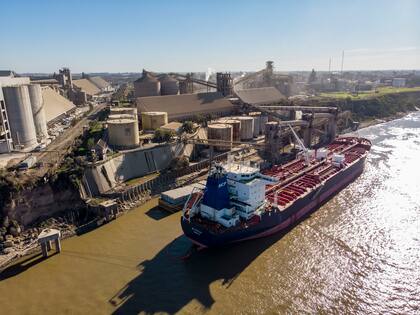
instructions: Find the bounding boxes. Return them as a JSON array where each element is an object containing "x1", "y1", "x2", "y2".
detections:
[
  {"x1": 27, "y1": 84, "x2": 48, "y2": 140},
  {"x1": 3, "y1": 85, "x2": 38, "y2": 149},
  {"x1": 134, "y1": 71, "x2": 161, "y2": 97},
  {"x1": 159, "y1": 74, "x2": 179, "y2": 95},
  {"x1": 141, "y1": 112, "x2": 168, "y2": 130},
  {"x1": 207, "y1": 123, "x2": 233, "y2": 151},
  {"x1": 108, "y1": 118, "x2": 140, "y2": 149},
  {"x1": 234, "y1": 116, "x2": 254, "y2": 141}
]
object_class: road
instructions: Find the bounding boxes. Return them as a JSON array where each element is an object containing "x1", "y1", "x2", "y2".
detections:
[{"x1": 29, "y1": 103, "x2": 107, "y2": 178}]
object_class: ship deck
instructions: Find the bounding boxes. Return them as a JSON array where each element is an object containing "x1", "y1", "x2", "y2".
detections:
[
  {"x1": 262, "y1": 137, "x2": 371, "y2": 209},
  {"x1": 183, "y1": 137, "x2": 371, "y2": 229}
]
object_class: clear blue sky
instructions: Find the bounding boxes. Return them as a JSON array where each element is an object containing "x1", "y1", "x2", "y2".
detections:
[{"x1": 1, "y1": 0, "x2": 419, "y2": 73}]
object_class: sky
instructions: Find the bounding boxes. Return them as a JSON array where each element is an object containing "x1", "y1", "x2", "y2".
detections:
[{"x1": 0, "y1": 0, "x2": 419, "y2": 73}]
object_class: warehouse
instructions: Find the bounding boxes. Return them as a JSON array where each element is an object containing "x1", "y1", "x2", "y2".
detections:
[
  {"x1": 235, "y1": 87, "x2": 285, "y2": 105},
  {"x1": 137, "y1": 91, "x2": 234, "y2": 121}
]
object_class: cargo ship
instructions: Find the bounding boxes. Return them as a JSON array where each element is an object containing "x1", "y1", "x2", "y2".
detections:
[{"x1": 181, "y1": 136, "x2": 371, "y2": 248}]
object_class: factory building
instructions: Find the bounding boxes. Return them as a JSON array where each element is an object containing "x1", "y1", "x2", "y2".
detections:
[
  {"x1": 235, "y1": 87, "x2": 285, "y2": 105},
  {"x1": 0, "y1": 71, "x2": 77, "y2": 152},
  {"x1": 137, "y1": 91, "x2": 234, "y2": 121},
  {"x1": 158, "y1": 74, "x2": 179, "y2": 95},
  {"x1": 72, "y1": 75, "x2": 113, "y2": 99},
  {"x1": 134, "y1": 71, "x2": 161, "y2": 97}
]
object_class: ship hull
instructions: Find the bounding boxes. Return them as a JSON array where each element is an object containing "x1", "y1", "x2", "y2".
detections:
[{"x1": 181, "y1": 155, "x2": 366, "y2": 248}]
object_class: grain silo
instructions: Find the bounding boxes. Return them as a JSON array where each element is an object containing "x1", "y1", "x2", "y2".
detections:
[
  {"x1": 208, "y1": 123, "x2": 233, "y2": 151},
  {"x1": 141, "y1": 111, "x2": 168, "y2": 130},
  {"x1": 109, "y1": 107, "x2": 138, "y2": 116},
  {"x1": 134, "y1": 71, "x2": 161, "y2": 97},
  {"x1": 234, "y1": 116, "x2": 254, "y2": 141},
  {"x1": 248, "y1": 112, "x2": 261, "y2": 138},
  {"x1": 107, "y1": 118, "x2": 139, "y2": 149},
  {"x1": 108, "y1": 114, "x2": 135, "y2": 120},
  {"x1": 27, "y1": 84, "x2": 48, "y2": 140},
  {"x1": 159, "y1": 74, "x2": 179, "y2": 95},
  {"x1": 3, "y1": 85, "x2": 38, "y2": 149},
  {"x1": 218, "y1": 118, "x2": 241, "y2": 142}
]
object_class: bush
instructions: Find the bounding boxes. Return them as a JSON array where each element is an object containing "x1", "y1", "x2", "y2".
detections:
[
  {"x1": 153, "y1": 129, "x2": 175, "y2": 143},
  {"x1": 182, "y1": 121, "x2": 194, "y2": 133}
]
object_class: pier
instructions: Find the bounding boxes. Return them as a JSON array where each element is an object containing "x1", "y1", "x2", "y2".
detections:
[{"x1": 37, "y1": 229, "x2": 61, "y2": 258}]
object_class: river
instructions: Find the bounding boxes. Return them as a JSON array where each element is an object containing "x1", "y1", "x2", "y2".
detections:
[{"x1": 0, "y1": 112, "x2": 419, "y2": 314}]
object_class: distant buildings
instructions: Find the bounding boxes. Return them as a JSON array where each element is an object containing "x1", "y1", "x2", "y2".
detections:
[{"x1": 392, "y1": 78, "x2": 406, "y2": 88}]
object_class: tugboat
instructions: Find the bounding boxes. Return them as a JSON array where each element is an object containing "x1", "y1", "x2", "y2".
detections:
[{"x1": 181, "y1": 136, "x2": 371, "y2": 248}]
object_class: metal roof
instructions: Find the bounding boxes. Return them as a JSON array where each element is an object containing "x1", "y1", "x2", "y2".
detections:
[
  {"x1": 73, "y1": 78, "x2": 101, "y2": 95},
  {"x1": 89, "y1": 76, "x2": 111, "y2": 90},
  {"x1": 137, "y1": 92, "x2": 234, "y2": 120},
  {"x1": 235, "y1": 87, "x2": 285, "y2": 105},
  {"x1": 42, "y1": 87, "x2": 76, "y2": 122}
]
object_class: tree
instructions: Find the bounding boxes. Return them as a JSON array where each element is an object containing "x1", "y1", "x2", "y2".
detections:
[
  {"x1": 153, "y1": 129, "x2": 175, "y2": 143},
  {"x1": 182, "y1": 121, "x2": 194, "y2": 133}
]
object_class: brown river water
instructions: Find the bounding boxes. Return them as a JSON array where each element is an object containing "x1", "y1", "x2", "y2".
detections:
[{"x1": 0, "y1": 112, "x2": 419, "y2": 314}]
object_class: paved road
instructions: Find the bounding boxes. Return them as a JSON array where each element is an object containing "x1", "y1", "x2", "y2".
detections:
[{"x1": 30, "y1": 103, "x2": 107, "y2": 178}]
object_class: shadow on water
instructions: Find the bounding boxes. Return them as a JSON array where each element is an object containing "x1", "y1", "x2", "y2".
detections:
[
  {"x1": 109, "y1": 228, "x2": 293, "y2": 315},
  {"x1": 145, "y1": 206, "x2": 172, "y2": 221},
  {"x1": 0, "y1": 252, "x2": 57, "y2": 280}
]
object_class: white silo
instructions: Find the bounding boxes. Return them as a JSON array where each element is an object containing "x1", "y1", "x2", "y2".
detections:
[
  {"x1": 27, "y1": 84, "x2": 48, "y2": 140},
  {"x1": 3, "y1": 85, "x2": 38, "y2": 149}
]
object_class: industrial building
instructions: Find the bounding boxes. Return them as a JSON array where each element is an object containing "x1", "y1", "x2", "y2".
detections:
[
  {"x1": 0, "y1": 71, "x2": 76, "y2": 153},
  {"x1": 134, "y1": 71, "x2": 161, "y2": 97},
  {"x1": 235, "y1": 87, "x2": 285, "y2": 105},
  {"x1": 137, "y1": 91, "x2": 234, "y2": 121}
]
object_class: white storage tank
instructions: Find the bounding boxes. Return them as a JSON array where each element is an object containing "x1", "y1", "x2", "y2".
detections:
[
  {"x1": 108, "y1": 118, "x2": 139, "y2": 149},
  {"x1": 159, "y1": 74, "x2": 179, "y2": 95},
  {"x1": 207, "y1": 123, "x2": 233, "y2": 151},
  {"x1": 27, "y1": 84, "x2": 48, "y2": 140},
  {"x1": 234, "y1": 116, "x2": 254, "y2": 141},
  {"x1": 109, "y1": 107, "x2": 137, "y2": 116},
  {"x1": 218, "y1": 118, "x2": 241, "y2": 142},
  {"x1": 108, "y1": 114, "x2": 134, "y2": 120},
  {"x1": 3, "y1": 85, "x2": 38, "y2": 149},
  {"x1": 141, "y1": 111, "x2": 168, "y2": 130},
  {"x1": 134, "y1": 71, "x2": 161, "y2": 97},
  {"x1": 248, "y1": 112, "x2": 261, "y2": 137}
]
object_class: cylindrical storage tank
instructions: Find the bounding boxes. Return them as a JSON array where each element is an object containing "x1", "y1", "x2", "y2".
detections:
[
  {"x1": 27, "y1": 84, "x2": 48, "y2": 140},
  {"x1": 218, "y1": 119, "x2": 241, "y2": 142},
  {"x1": 107, "y1": 119, "x2": 139, "y2": 149},
  {"x1": 108, "y1": 114, "x2": 134, "y2": 120},
  {"x1": 207, "y1": 123, "x2": 233, "y2": 151},
  {"x1": 134, "y1": 72, "x2": 161, "y2": 97},
  {"x1": 234, "y1": 116, "x2": 254, "y2": 141},
  {"x1": 141, "y1": 111, "x2": 168, "y2": 130},
  {"x1": 260, "y1": 115, "x2": 269, "y2": 135},
  {"x1": 3, "y1": 85, "x2": 38, "y2": 149},
  {"x1": 248, "y1": 112, "x2": 261, "y2": 138},
  {"x1": 159, "y1": 74, "x2": 179, "y2": 95},
  {"x1": 110, "y1": 107, "x2": 137, "y2": 116}
]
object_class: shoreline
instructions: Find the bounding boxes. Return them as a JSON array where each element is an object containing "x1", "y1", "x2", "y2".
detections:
[{"x1": 0, "y1": 111, "x2": 415, "y2": 272}]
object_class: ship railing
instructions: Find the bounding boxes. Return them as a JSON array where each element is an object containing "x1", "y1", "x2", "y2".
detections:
[{"x1": 182, "y1": 187, "x2": 203, "y2": 219}]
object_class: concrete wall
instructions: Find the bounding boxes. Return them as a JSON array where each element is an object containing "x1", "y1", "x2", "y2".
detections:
[{"x1": 83, "y1": 143, "x2": 179, "y2": 195}]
